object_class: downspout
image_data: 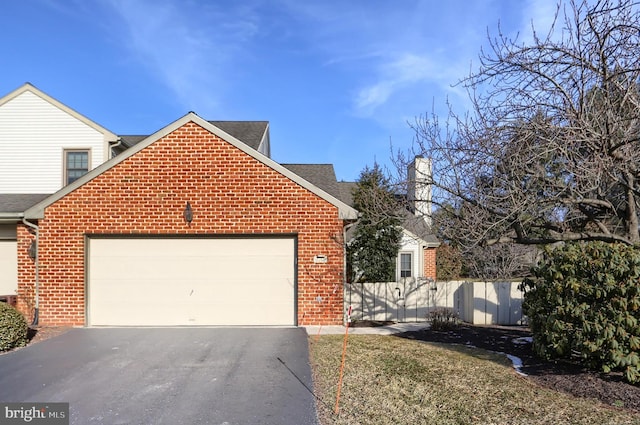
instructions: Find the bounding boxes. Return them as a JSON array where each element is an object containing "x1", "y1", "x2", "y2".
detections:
[
  {"x1": 109, "y1": 138, "x2": 122, "y2": 159},
  {"x1": 21, "y1": 218, "x2": 39, "y2": 326}
]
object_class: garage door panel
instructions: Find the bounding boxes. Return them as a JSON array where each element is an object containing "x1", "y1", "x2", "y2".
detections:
[
  {"x1": 0, "y1": 241, "x2": 17, "y2": 296},
  {"x1": 88, "y1": 238, "x2": 295, "y2": 326}
]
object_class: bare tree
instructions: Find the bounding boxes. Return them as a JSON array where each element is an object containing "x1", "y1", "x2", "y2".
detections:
[
  {"x1": 431, "y1": 204, "x2": 539, "y2": 280},
  {"x1": 465, "y1": 244, "x2": 539, "y2": 280},
  {"x1": 400, "y1": 0, "x2": 640, "y2": 252}
]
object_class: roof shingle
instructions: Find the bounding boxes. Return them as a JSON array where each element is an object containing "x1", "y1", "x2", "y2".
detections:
[
  {"x1": 118, "y1": 121, "x2": 269, "y2": 151},
  {"x1": 281, "y1": 164, "x2": 341, "y2": 198},
  {"x1": 0, "y1": 194, "x2": 51, "y2": 214}
]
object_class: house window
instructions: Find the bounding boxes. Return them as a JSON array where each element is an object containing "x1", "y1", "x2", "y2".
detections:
[
  {"x1": 400, "y1": 253, "x2": 412, "y2": 278},
  {"x1": 64, "y1": 150, "x2": 89, "y2": 185}
]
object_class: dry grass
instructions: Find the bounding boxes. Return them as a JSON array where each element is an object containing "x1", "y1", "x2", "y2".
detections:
[{"x1": 309, "y1": 335, "x2": 640, "y2": 425}]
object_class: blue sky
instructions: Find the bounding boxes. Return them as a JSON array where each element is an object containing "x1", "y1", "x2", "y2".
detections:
[{"x1": 0, "y1": 0, "x2": 557, "y2": 181}]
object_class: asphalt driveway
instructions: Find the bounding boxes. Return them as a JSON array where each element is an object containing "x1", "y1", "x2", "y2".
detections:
[{"x1": 0, "y1": 327, "x2": 318, "y2": 425}]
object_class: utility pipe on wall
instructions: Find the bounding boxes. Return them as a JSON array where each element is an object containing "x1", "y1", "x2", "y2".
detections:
[{"x1": 21, "y1": 218, "x2": 39, "y2": 326}]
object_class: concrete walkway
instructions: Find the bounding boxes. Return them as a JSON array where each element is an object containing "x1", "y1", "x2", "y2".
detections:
[{"x1": 305, "y1": 322, "x2": 429, "y2": 336}]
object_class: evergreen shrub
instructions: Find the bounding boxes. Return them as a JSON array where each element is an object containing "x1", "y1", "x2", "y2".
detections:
[
  {"x1": 0, "y1": 302, "x2": 28, "y2": 351},
  {"x1": 521, "y1": 242, "x2": 640, "y2": 384}
]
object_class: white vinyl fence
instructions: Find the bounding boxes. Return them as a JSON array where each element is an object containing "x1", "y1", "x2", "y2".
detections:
[{"x1": 345, "y1": 279, "x2": 526, "y2": 325}]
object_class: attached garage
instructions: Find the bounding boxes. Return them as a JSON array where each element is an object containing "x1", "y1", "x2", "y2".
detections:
[
  {"x1": 17, "y1": 114, "x2": 358, "y2": 326},
  {"x1": 0, "y1": 240, "x2": 17, "y2": 296},
  {"x1": 87, "y1": 237, "x2": 296, "y2": 326},
  {"x1": 0, "y1": 224, "x2": 17, "y2": 297}
]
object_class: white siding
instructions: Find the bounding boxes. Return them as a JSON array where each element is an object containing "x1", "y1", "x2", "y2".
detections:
[
  {"x1": 0, "y1": 90, "x2": 109, "y2": 193},
  {"x1": 397, "y1": 231, "x2": 423, "y2": 280}
]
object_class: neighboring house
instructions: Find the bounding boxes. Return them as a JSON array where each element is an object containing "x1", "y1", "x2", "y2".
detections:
[
  {"x1": 283, "y1": 161, "x2": 440, "y2": 283},
  {"x1": 334, "y1": 159, "x2": 440, "y2": 323},
  {"x1": 400, "y1": 155, "x2": 440, "y2": 280},
  {"x1": 0, "y1": 83, "x2": 358, "y2": 326},
  {"x1": 334, "y1": 158, "x2": 439, "y2": 284},
  {"x1": 0, "y1": 83, "x2": 119, "y2": 303}
]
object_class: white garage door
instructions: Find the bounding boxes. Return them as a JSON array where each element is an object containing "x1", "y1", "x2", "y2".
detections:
[
  {"x1": 0, "y1": 241, "x2": 17, "y2": 296},
  {"x1": 88, "y1": 237, "x2": 296, "y2": 326}
]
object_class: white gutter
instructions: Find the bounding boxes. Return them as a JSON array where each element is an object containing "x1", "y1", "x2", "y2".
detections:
[
  {"x1": 0, "y1": 212, "x2": 24, "y2": 222},
  {"x1": 109, "y1": 138, "x2": 123, "y2": 159},
  {"x1": 21, "y1": 217, "x2": 39, "y2": 326}
]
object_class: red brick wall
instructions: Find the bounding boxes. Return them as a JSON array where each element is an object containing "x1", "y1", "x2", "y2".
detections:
[
  {"x1": 423, "y1": 247, "x2": 437, "y2": 280},
  {"x1": 16, "y1": 121, "x2": 347, "y2": 326},
  {"x1": 16, "y1": 225, "x2": 36, "y2": 324}
]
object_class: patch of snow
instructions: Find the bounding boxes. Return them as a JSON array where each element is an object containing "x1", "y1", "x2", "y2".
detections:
[
  {"x1": 505, "y1": 354, "x2": 527, "y2": 376},
  {"x1": 425, "y1": 338, "x2": 530, "y2": 377},
  {"x1": 512, "y1": 337, "x2": 533, "y2": 345}
]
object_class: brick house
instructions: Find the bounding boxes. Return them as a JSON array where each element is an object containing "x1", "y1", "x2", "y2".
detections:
[{"x1": 0, "y1": 83, "x2": 358, "y2": 326}]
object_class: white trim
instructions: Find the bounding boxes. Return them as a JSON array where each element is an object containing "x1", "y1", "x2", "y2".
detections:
[
  {"x1": 63, "y1": 148, "x2": 91, "y2": 186},
  {"x1": 258, "y1": 122, "x2": 271, "y2": 156},
  {"x1": 398, "y1": 251, "x2": 413, "y2": 279},
  {"x1": 0, "y1": 213, "x2": 24, "y2": 222},
  {"x1": 87, "y1": 236, "x2": 296, "y2": 326}
]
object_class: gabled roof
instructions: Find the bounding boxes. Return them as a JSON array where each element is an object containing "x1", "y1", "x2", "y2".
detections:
[
  {"x1": 336, "y1": 181, "x2": 357, "y2": 206},
  {"x1": 209, "y1": 121, "x2": 269, "y2": 152},
  {"x1": 119, "y1": 121, "x2": 269, "y2": 152},
  {"x1": 281, "y1": 164, "x2": 341, "y2": 198},
  {"x1": 24, "y1": 112, "x2": 359, "y2": 220},
  {"x1": 399, "y1": 209, "x2": 440, "y2": 247},
  {"x1": 0, "y1": 83, "x2": 117, "y2": 141}
]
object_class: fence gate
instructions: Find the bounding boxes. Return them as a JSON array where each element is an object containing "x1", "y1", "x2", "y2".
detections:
[{"x1": 345, "y1": 280, "x2": 525, "y2": 325}]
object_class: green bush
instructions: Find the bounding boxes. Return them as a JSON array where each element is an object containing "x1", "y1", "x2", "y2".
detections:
[
  {"x1": 0, "y1": 302, "x2": 28, "y2": 351},
  {"x1": 521, "y1": 242, "x2": 640, "y2": 384}
]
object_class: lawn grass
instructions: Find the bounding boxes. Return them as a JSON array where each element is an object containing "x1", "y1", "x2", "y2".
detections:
[{"x1": 309, "y1": 335, "x2": 640, "y2": 425}]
